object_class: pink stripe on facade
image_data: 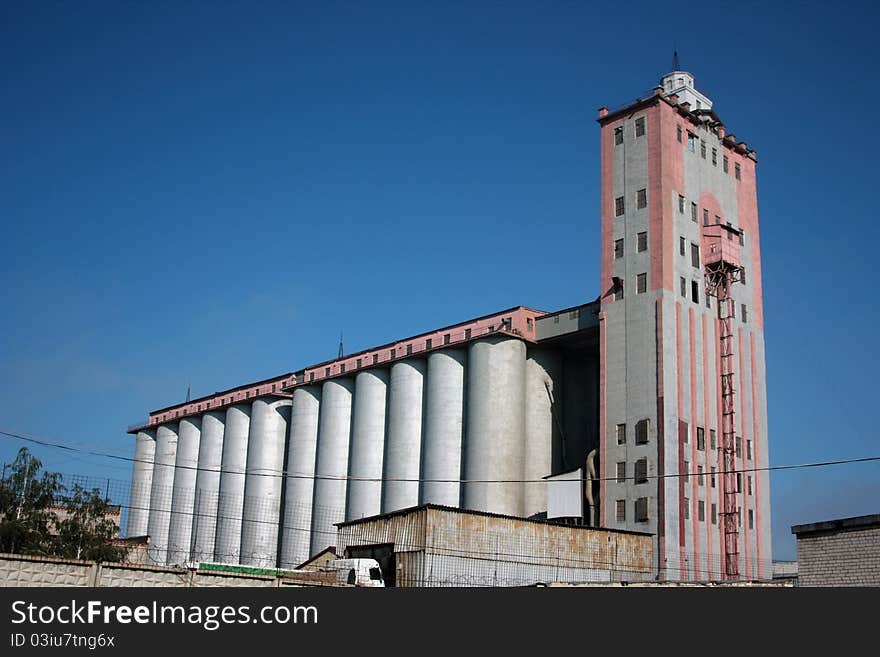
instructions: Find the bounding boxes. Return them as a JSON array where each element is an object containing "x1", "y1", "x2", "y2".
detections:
[
  {"x1": 655, "y1": 298, "x2": 666, "y2": 580},
  {"x1": 738, "y1": 328, "x2": 751, "y2": 577},
  {"x1": 600, "y1": 116, "x2": 617, "y2": 290},
  {"x1": 689, "y1": 307, "x2": 699, "y2": 579},
  {"x1": 702, "y1": 313, "x2": 713, "y2": 579},
  {"x1": 736, "y1": 155, "x2": 764, "y2": 330},
  {"x1": 750, "y1": 331, "x2": 763, "y2": 578},
  {"x1": 676, "y1": 302, "x2": 686, "y2": 579}
]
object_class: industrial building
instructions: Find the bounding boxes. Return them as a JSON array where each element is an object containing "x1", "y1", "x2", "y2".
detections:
[
  {"x1": 792, "y1": 514, "x2": 880, "y2": 587},
  {"x1": 125, "y1": 66, "x2": 771, "y2": 582}
]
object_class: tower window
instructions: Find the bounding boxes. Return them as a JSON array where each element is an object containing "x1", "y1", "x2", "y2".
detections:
[
  {"x1": 710, "y1": 429, "x2": 717, "y2": 451},
  {"x1": 373, "y1": 354, "x2": 379, "y2": 364},
  {"x1": 635, "y1": 117, "x2": 645, "y2": 137},
  {"x1": 391, "y1": 348, "x2": 397, "y2": 359},
  {"x1": 614, "y1": 239, "x2": 623, "y2": 259},
  {"x1": 737, "y1": 472, "x2": 742, "y2": 493},
  {"x1": 741, "y1": 267, "x2": 747, "y2": 285},
  {"x1": 697, "y1": 465, "x2": 704, "y2": 486},
  {"x1": 635, "y1": 419, "x2": 649, "y2": 444},
  {"x1": 616, "y1": 423, "x2": 627, "y2": 445},
  {"x1": 700, "y1": 141, "x2": 706, "y2": 159},
  {"x1": 464, "y1": 328, "x2": 471, "y2": 340},
  {"x1": 698, "y1": 500, "x2": 705, "y2": 522},
  {"x1": 736, "y1": 436, "x2": 743, "y2": 458},
  {"x1": 747, "y1": 439, "x2": 753, "y2": 460},
  {"x1": 680, "y1": 236, "x2": 686, "y2": 256},
  {"x1": 614, "y1": 126, "x2": 623, "y2": 145},
  {"x1": 324, "y1": 367, "x2": 330, "y2": 377},
  {"x1": 425, "y1": 338, "x2": 432, "y2": 350},
  {"x1": 635, "y1": 458, "x2": 648, "y2": 484},
  {"x1": 680, "y1": 276, "x2": 687, "y2": 298},
  {"x1": 677, "y1": 125, "x2": 682, "y2": 142},
  {"x1": 741, "y1": 304, "x2": 748, "y2": 323},
  {"x1": 691, "y1": 280, "x2": 699, "y2": 304},
  {"x1": 683, "y1": 497, "x2": 690, "y2": 520},
  {"x1": 678, "y1": 195, "x2": 685, "y2": 213},
  {"x1": 711, "y1": 467, "x2": 716, "y2": 488},
  {"x1": 711, "y1": 503, "x2": 718, "y2": 524},
  {"x1": 703, "y1": 208, "x2": 709, "y2": 225},
  {"x1": 616, "y1": 499, "x2": 626, "y2": 522},
  {"x1": 697, "y1": 427, "x2": 705, "y2": 451},
  {"x1": 748, "y1": 475, "x2": 753, "y2": 495},
  {"x1": 615, "y1": 196, "x2": 625, "y2": 217},
  {"x1": 637, "y1": 188, "x2": 647, "y2": 209},
  {"x1": 406, "y1": 344, "x2": 412, "y2": 355},
  {"x1": 687, "y1": 132, "x2": 697, "y2": 152},
  {"x1": 614, "y1": 278, "x2": 624, "y2": 300},
  {"x1": 637, "y1": 231, "x2": 647, "y2": 252},
  {"x1": 635, "y1": 497, "x2": 649, "y2": 523},
  {"x1": 637, "y1": 273, "x2": 647, "y2": 294},
  {"x1": 340, "y1": 363, "x2": 346, "y2": 373},
  {"x1": 691, "y1": 243, "x2": 700, "y2": 268},
  {"x1": 712, "y1": 148, "x2": 717, "y2": 166},
  {"x1": 691, "y1": 202, "x2": 698, "y2": 223},
  {"x1": 749, "y1": 509, "x2": 754, "y2": 529},
  {"x1": 444, "y1": 333, "x2": 451, "y2": 345},
  {"x1": 706, "y1": 293, "x2": 711, "y2": 309},
  {"x1": 356, "y1": 358, "x2": 362, "y2": 369},
  {"x1": 739, "y1": 231, "x2": 744, "y2": 246},
  {"x1": 723, "y1": 155, "x2": 729, "y2": 173},
  {"x1": 616, "y1": 461, "x2": 626, "y2": 483},
  {"x1": 735, "y1": 162, "x2": 742, "y2": 180}
]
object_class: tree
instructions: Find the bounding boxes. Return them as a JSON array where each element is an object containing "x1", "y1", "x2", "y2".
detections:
[
  {"x1": 54, "y1": 484, "x2": 127, "y2": 562},
  {"x1": 0, "y1": 447, "x2": 62, "y2": 556}
]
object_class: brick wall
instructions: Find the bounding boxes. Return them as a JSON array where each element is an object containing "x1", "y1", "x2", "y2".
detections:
[{"x1": 796, "y1": 526, "x2": 880, "y2": 587}]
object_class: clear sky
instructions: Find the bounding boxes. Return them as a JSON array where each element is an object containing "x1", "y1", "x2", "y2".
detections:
[{"x1": 2, "y1": 1, "x2": 878, "y2": 562}]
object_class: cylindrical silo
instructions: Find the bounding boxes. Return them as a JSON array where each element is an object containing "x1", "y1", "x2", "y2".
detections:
[
  {"x1": 463, "y1": 337, "x2": 527, "y2": 516},
  {"x1": 279, "y1": 386, "x2": 321, "y2": 569},
  {"x1": 126, "y1": 429, "x2": 156, "y2": 538},
  {"x1": 310, "y1": 378, "x2": 353, "y2": 556},
  {"x1": 214, "y1": 403, "x2": 250, "y2": 564},
  {"x1": 146, "y1": 423, "x2": 178, "y2": 565},
  {"x1": 191, "y1": 410, "x2": 225, "y2": 562},
  {"x1": 240, "y1": 398, "x2": 291, "y2": 568},
  {"x1": 382, "y1": 359, "x2": 425, "y2": 513},
  {"x1": 524, "y1": 347, "x2": 562, "y2": 518},
  {"x1": 422, "y1": 349, "x2": 466, "y2": 507},
  {"x1": 347, "y1": 370, "x2": 388, "y2": 520},
  {"x1": 167, "y1": 416, "x2": 201, "y2": 565}
]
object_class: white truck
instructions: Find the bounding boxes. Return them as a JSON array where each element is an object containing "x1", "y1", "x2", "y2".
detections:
[{"x1": 326, "y1": 558, "x2": 385, "y2": 587}]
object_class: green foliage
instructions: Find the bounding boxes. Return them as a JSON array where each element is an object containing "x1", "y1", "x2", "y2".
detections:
[{"x1": 0, "y1": 448, "x2": 127, "y2": 562}]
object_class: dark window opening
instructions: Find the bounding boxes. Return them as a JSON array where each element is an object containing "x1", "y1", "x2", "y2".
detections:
[
  {"x1": 691, "y1": 280, "x2": 699, "y2": 304},
  {"x1": 637, "y1": 188, "x2": 647, "y2": 209},
  {"x1": 615, "y1": 196, "x2": 625, "y2": 217},
  {"x1": 637, "y1": 231, "x2": 647, "y2": 252},
  {"x1": 614, "y1": 126, "x2": 623, "y2": 145},
  {"x1": 635, "y1": 117, "x2": 645, "y2": 137},
  {"x1": 635, "y1": 419, "x2": 649, "y2": 444},
  {"x1": 614, "y1": 238, "x2": 624, "y2": 259},
  {"x1": 637, "y1": 272, "x2": 647, "y2": 294}
]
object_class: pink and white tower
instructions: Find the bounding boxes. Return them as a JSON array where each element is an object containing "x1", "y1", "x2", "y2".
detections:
[{"x1": 597, "y1": 67, "x2": 771, "y2": 580}]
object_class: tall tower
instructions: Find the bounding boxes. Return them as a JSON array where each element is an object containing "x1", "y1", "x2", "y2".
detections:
[{"x1": 597, "y1": 68, "x2": 771, "y2": 580}]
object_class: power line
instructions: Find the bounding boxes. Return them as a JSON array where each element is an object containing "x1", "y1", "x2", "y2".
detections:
[{"x1": 2, "y1": 428, "x2": 879, "y2": 485}]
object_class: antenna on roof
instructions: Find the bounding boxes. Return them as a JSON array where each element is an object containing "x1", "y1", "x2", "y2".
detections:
[
  {"x1": 672, "y1": 49, "x2": 680, "y2": 71},
  {"x1": 185, "y1": 382, "x2": 191, "y2": 402},
  {"x1": 338, "y1": 332, "x2": 344, "y2": 359}
]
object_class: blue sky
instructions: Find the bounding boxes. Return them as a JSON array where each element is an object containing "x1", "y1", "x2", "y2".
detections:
[{"x1": 1, "y1": 1, "x2": 878, "y2": 561}]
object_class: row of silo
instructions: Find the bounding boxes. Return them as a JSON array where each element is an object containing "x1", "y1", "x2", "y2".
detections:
[{"x1": 127, "y1": 336, "x2": 564, "y2": 570}]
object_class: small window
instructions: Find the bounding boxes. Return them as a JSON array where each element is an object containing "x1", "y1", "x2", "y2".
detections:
[
  {"x1": 723, "y1": 155, "x2": 729, "y2": 173},
  {"x1": 614, "y1": 278, "x2": 624, "y2": 300},
  {"x1": 739, "y1": 231, "x2": 744, "y2": 246},
  {"x1": 698, "y1": 500, "x2": 705, "y2": 522},
  {"x1": 703, "y1": 208, "x2": 709, "y2": 226},
  {"x1": 697, "y1": 427, "x2": 705, "y2": 451},
  {"x1": 680, "y1": 236, "x2": 686, "y2": 256},
  {"x1": 691, "y1": 243, "x2": 700, "y2": 268},
  {"x1": 309, "y1": 372, "x2": 314, "y2": 382},
  {"x1": 616, "y1": 499, "x2": 626, "y2": 522},
  {"x1": 736, "y1": 436, "x2": 743, "y2": 458},
  {"x1": 635, "y1": 117, "x2": 645, "y2": 137},
  {"x1": 356, "y1": 358, "x2": 362, "y2": 369},
  {"x1": 712, "y1": 148, "x2": 717, "y2": 166},
  {"x1": 635, "y1": 458, "x2": 648, "y2": 484},
  {"x1": 406, "y1": 344, "x2": 412, "y2": 355},
  {"x1": 711, "y1": 503, "x2": 717, "y2": 524},
  {"x1": 741, "y1": 267, "x2": 747, "y2": 286},
  {"x1": 369, "y1": 567, "x2": 382, "y2": 581},
  {"x1": 747, "y1": 439, "x2": 752, "y2": 461},
  {"x1": 706, "y1": 293, "x2": 711, "y2": 309},
  {"x1": 614, "y1": 238, "x2": 624, "y2": 259},
  {"x1": 683, "y1": 497, "x2": 690, "y2": 520},
  {"x1": 700, "y1": 141, "x2": 706, "y2": 159},
  {"x1": 616, "y1": 423, "x2": 626, "y2": 445},
  {"x1": 637, "y1": 231, "x2": 647, "y2": 252},
  {"x1": 677, "y1": 125, "x2": 682, "y2": 142},
  {"x1": 614, "y1": 126, "x2": 623, "y2": 145},
  {"x1": 464, "y1": 328, "x2": 471, "y2": 339},
  {"x1": 691, "y1": 202, "x2": 698, "y2": 223},
  {"x1": 691, "y1": 280, "x2": 699, "y2": 304},
  {"x1": 372, "y1": 354, "x2": 379, "y2": 365},
  {"x1": 637, "y1": 188, "x2": 647, "y2": 209},
  {"x1": 735, "y1": 162, "x2": 741, "y2": 180},
  {"x1": 443, "y1": 333, "x2": 451, "y2": 345},
  {"x1": 616, "y1": 461, "x2": 626, "y2": 483},
  {"x1": 748, "y1": 509, "x2": 754, "y2": 530},
  {"x1": 637, "y1": 273, "x2": 647, "y2": 294},
  {"x1": 710, "y1": 467, "x2": 716, "y2": 488},
  {"x1": 678, "y1": 195, "x2": 685, "y2": 213},
  {"x1": 635, "y1": 497, "x2": 649, "y2": 523},
  {"x1": 741, "y1": 304, "x2": 748, "y2": 323},
  {"x1": 615, "y1": 196, "x2": 625, "y2": 217},
  {"x1": 737, "y1": 472, "x2": 742, "y2": 493},
  {"x1": 710, "y1": 429, "x2": 717, "y2": 451},
  {"x1": 683, "y1": 460, "x2": 689, "y2": 476},
  {"x1": 748, "y1": 475, "x2": 753, "y2": 496},
  {"x1": 680, "y1": 276, "x2": 687, "y2": 298},
  {"x1": 340, "y1": 363, "x2": 346, "y2": 374},
  {"x1": 526, "y1": 318, "x2": 533, "y2": 332},
  {"x1": 635, "y1": 419, "x2": 649, "y2": 444},
  {"x1": 425, "y1": 338, "x2": 432, "y2": 350},
  {"x1": 687, "y1": 133, "x2": 697, "y2": 152},
  {"x1": 391, "y1": 348, "x2": 397, "y2": 359},
  {"x1": 697, "y1": 465, "x2": 704, "y2": 486},
  {"x1": 324, "y1": 368, "x2": 330, "y2": 377}
]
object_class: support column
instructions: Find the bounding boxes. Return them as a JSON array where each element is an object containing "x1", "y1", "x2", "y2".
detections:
[{"x1": 126, "y1": 429, "x2": 156, "y2": 538}]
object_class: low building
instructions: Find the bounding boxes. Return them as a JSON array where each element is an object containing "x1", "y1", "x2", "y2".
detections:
[
  {"x1": 791, "y1": 514, "x2": 880, "y2": 587},
  {"x1": 335, "y1": 504, "x2": 653, "y2": 587}
]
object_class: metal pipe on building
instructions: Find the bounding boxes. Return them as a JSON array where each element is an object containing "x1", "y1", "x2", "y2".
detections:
[
  {"x1": 167, "y1": 416, "x2": 201, "y2": 565},
  {"x1": 146, "y1": 423, "x2": 178, "y2": 565},
  {"x1": 310, "y1": 379, "x2": 353, "y2": 556},
  {"x1": 346, "y1": 370, "x2": 388, "y2": 521},
  {"x1": 422, "y1": 349, "x2": 466, "y2": 507},
  {"x1": 213, "y1": 403, "x2": 251, "y2": 564},
  {"x1": 190, "y1": 410, "x2": 225, "y2": 563},
  {"x1": 126, "y1": 429, "x2": 156, "y2": 538},
  {"x1": 383, "y1": 359, "x2": 425, "y2": 513},
  {"x1": 279, "y1": 386, "x2": 321, "y2": 570},
  {"x1": 240, "y1": 398, "x2": 292, "y2": 568},
  {"x1": 464, "y1": 337, "x2": 527, "y2": 516},
  {"x1": 524, "y1": 348, "x2": 562, "y2": 518}
]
